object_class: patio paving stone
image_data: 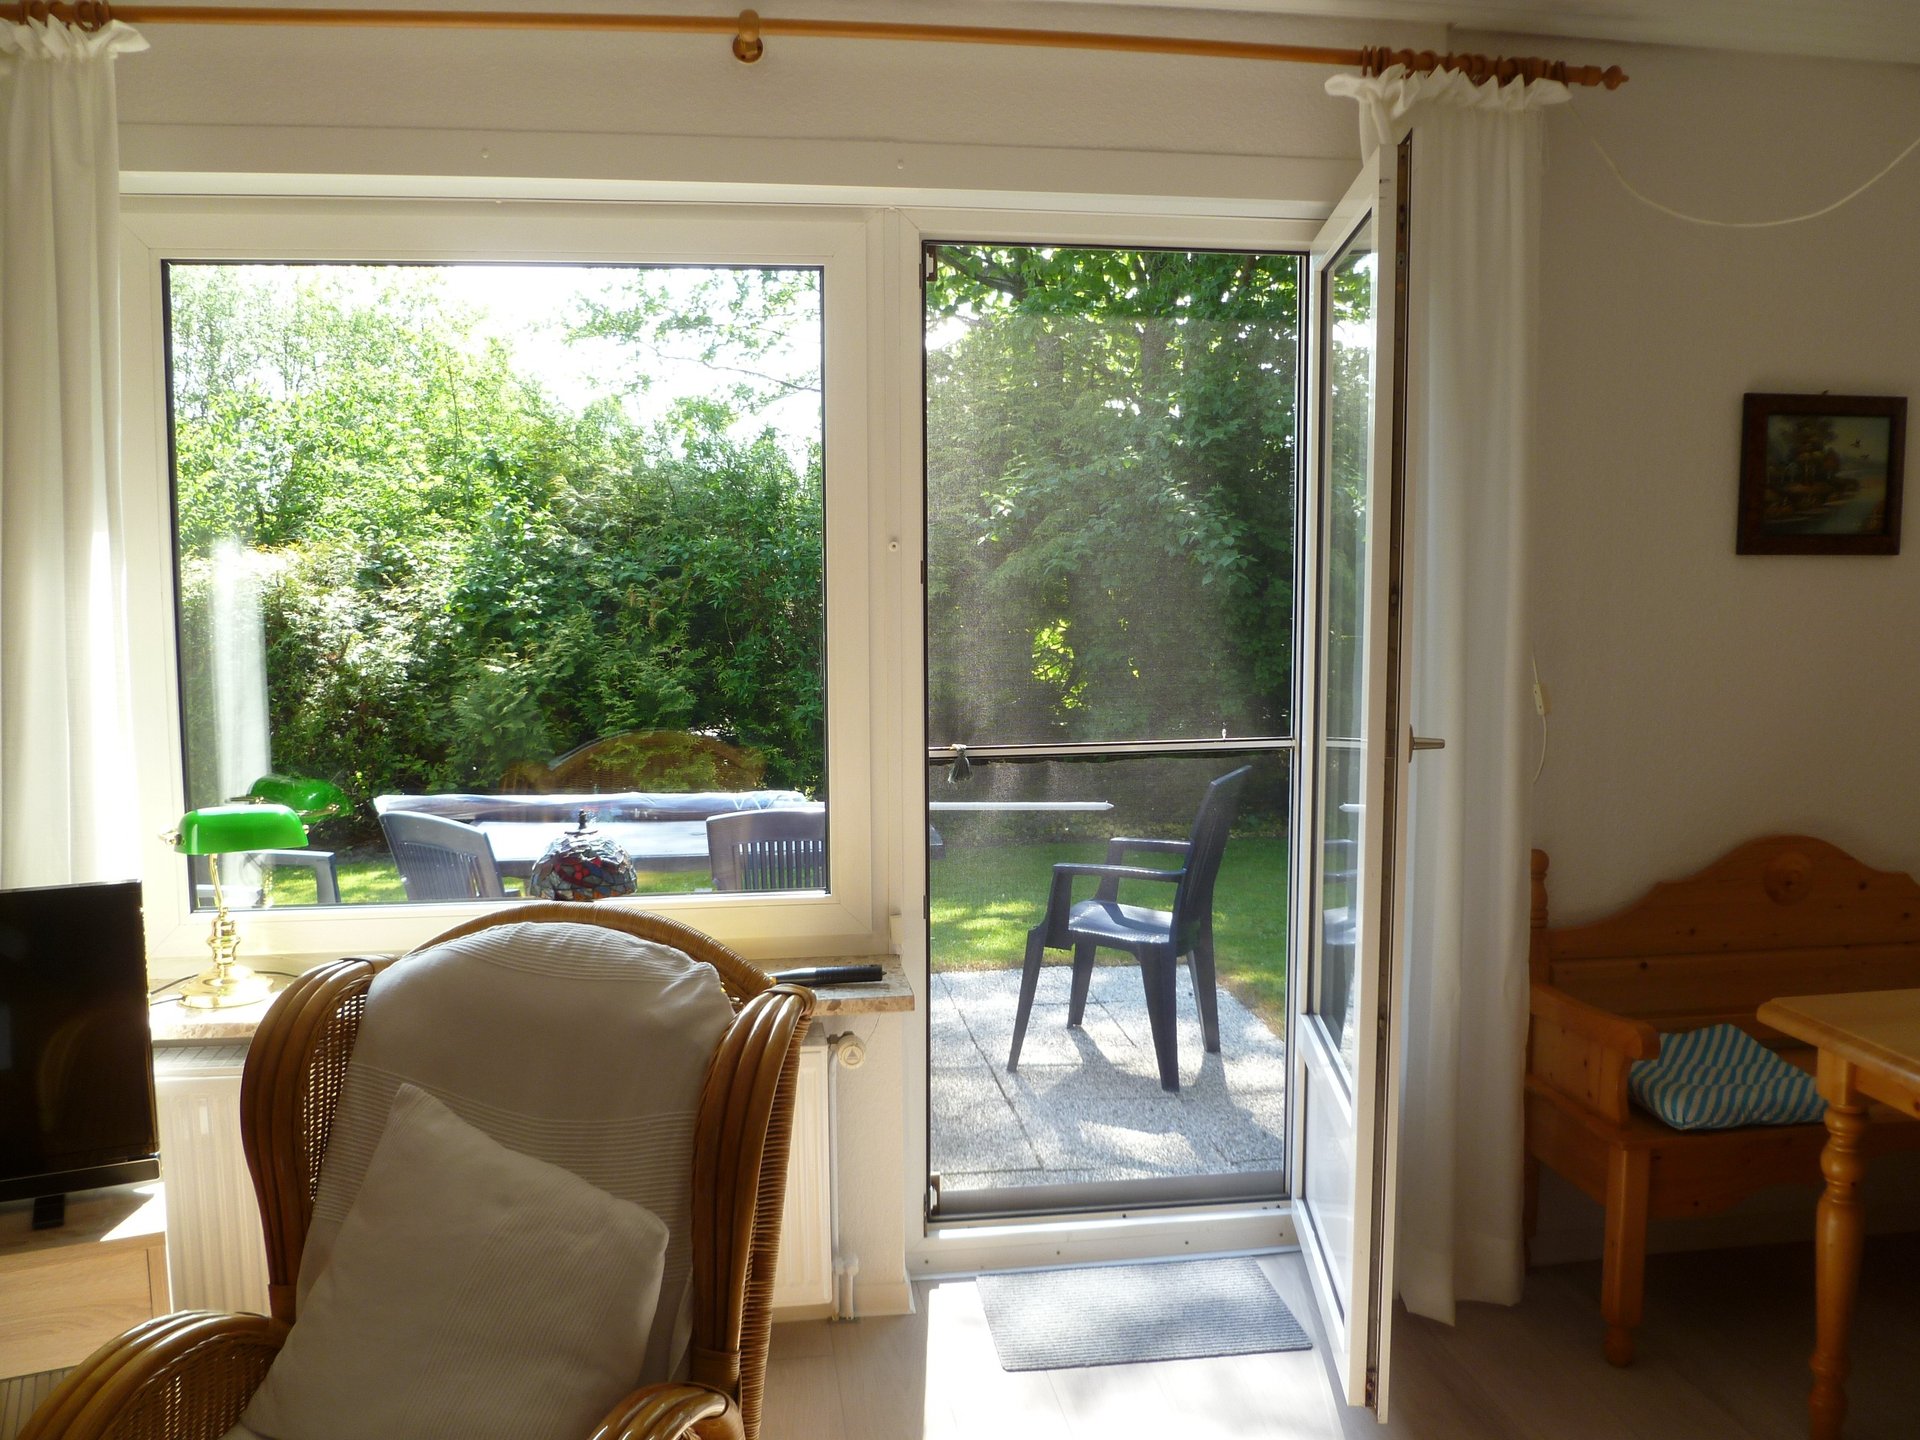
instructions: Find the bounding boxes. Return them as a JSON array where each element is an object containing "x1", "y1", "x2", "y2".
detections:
[
  {"x1": 930, "y1": 966, "x2": 1287, "y2": 1193},
  {"x1": 928, "y1": 1064, "x2": 1044, "y2": 1173},
  {"x1": 928, "y1": 983, "x2": 983, "y2": 1062}
]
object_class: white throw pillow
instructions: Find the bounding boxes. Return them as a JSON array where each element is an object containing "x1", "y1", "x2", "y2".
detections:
[
  {"x1": 232, "y1": 1083, "x2": 668, "y2": 1440},
  {"x1": 296, "y1": 923, "x2": 736, "y2": 1382}
]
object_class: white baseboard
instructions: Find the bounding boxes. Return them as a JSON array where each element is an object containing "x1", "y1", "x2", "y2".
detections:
[
  {"x1": 771, "y1": 1277, "x2": 913, "y2": 1323},
  {"x1": 850, "y1": 1277, "x2": 916, "y2": 1317}
]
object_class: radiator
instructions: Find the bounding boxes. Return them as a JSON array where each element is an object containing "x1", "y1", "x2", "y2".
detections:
[
  {"x1": 153, "y1": 1046, "x2": 271, "y2": 1315},
  {"x1": 769, "y1": 1041, "x2": 834, "y2": 1313},
  {"x1": 151, "y1": 1037, "x2": 834, "y2": 1317}
]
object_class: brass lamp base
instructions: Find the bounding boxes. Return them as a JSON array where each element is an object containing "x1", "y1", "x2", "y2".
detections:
[
  {"x1": 178, "y1": 962, "x2": 275, "y2": 1010},
  {"x1": 179, "y1": 895, "x2": 275, "y2": 1009}
]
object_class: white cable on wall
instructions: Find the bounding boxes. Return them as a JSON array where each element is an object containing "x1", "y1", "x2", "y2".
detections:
[
  {"x1": 1530, "y1": 653, "x2": 1550, "y2": 786},
  {"x1": 1567, "y1": 99, "x2": 1920, "y2": 229}
]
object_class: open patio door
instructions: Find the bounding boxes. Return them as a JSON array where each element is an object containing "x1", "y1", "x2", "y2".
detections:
[{"x1": 1289, "y1": 138, "x2": 1414, "y2": 1418}]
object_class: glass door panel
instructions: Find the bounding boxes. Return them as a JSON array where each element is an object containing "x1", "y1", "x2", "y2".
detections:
[
  {"x1": 925, "y1": 247, "x2": 1301, "y2": 752},
  {"x1": 923, "y1": 243, "x2": 1302, "y2": 1219},
  {"x1": 1312, "y1": 222, "x2": 1377, "y2": 1074},
  {"x1": 1290, "y1": 142, "x2": 1413, "y2": 1416}
]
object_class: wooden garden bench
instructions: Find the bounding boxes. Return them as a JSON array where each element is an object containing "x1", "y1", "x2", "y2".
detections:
[{"x1": 1523, "y1": 835, "x2": 1920, "y2": 1366}]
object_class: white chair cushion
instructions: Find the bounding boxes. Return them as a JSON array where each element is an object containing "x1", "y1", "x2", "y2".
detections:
[
  {"x1": 232, "y1": 1084, "x2": 667, "y2": 1440},
  {"x1": 299, "y1": 921, "x2": 737, "y2": 1381}
]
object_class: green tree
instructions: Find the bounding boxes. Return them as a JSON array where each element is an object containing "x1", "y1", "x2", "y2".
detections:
[
  {"x1": 925, "y1": 246, "x2": 1301, "y2": 749},
  {"x1": 169, "y1": 264, "x2": 828, "y2": 843}
]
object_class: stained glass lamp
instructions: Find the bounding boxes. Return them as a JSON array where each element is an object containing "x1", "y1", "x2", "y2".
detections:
[{"x1": 170, "y1": 802, "x2": 308, "y2": 1010}]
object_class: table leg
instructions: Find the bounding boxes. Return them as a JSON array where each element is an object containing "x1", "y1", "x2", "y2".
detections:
[{"x1": 1810, "y1": 1091, "x2": 1869, "y2": 1440}]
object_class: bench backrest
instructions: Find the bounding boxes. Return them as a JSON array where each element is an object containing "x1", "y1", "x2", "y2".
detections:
[{"x1": 1531, "y1": 835, "x2": 1920, "y2": 1042}]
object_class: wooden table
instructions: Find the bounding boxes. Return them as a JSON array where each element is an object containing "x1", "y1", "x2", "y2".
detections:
[{"x1": 1756, "y1": 988, "x2": 1920, "y2": 1439}]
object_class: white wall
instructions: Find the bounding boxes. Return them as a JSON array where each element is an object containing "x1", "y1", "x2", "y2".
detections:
[
  {"x1": 1475, "y1": 32, "x2": 1920, "y2": 1260},
  {"x1": 115, "y1": 0, "x2": 1405, "y2": 211},
  {"x1": 1514, "y1": 36, "x2": 1920, "y2": 919}
]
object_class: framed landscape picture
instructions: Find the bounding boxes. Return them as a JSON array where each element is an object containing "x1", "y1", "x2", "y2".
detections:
[{"x1": 1738, "y1": 392, "x2": 1906, "y2": 555}]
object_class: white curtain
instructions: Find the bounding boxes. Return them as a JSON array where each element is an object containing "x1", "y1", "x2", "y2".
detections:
[
  {"x1": 1327, "y1": 66, "x2": 1564, "y2": 1321},
  {"x1": 0, "y1": 19, "x2": 147, "y2": 888}
]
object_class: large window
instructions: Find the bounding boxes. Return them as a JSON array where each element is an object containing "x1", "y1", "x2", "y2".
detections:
[
  {"x1": 123, "y1": 205, "x2": 878, "y2": 965},
  {"x1": 165, "y1": 260, "x2": 826, "y2": 909}
]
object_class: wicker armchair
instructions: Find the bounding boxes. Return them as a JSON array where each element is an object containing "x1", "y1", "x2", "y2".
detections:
[{"x1": 23, "y1": 906, "x2": 813, "y2": 1440}]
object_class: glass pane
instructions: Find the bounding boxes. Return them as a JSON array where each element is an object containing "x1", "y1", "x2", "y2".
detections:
[
  {"x1": 926, "y1": 751, "x2": 1290, "y2": 1197},
  {"x1": 1311, "y1": 226, "x2": 1376, "y2": 1071},
  {"x1": 166, "y1": 262, "x2": 825, "y2": 907},
  {"x1": 926, "y1": 246, "x2": 1302, "y2": 748}
]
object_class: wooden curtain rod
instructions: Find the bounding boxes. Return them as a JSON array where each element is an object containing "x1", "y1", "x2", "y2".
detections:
[{"x1": 5, "y1": 1, "x2": 1629, "y2": 88}]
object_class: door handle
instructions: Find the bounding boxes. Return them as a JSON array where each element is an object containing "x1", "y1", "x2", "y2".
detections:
[{"x1": 1410, "y1": 735, "x2": 1445, "y2": 752}]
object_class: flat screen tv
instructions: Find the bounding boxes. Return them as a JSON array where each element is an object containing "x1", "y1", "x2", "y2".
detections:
[{"x1": 0, "y1": 880, "x2": 159, "y2": 1204}]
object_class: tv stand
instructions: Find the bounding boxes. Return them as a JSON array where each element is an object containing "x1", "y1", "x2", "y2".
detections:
[
  {"x1": 30, "y1": 1194, "x2": 65, "y2": 1231},
  {"x1": 0, "y1": 1183, "x2": 168, "y2": 1381}
]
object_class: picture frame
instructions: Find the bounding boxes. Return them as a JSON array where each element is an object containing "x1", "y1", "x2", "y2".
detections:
[{"x1": 1737, "y1": 392, "x2": 1905, "y2": 555}]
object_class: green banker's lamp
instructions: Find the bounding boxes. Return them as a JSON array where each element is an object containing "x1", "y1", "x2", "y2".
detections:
[
  {"x1": 245, "y1": 773, "x2": 351, "y2": 822},
  {"x1": 169, "y1": 801, "x2": 309, "y2": 1010}
]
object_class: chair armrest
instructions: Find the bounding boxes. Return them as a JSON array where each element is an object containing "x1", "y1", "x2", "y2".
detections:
[
  {"x1": 1528, "y1": 982, "x2": 1661, "y2": 1126},
  {"x1": 590, "y1": 1382, "x2": 743, "y2": 1440},
  {"x1": 1097, "y1": 839, "x2": 1188, "y2": 899},
  {"x1": 1045, "y1": 862, "x2": 1184, "y2": 942},
  {"x1": 1530, "y1": 983, "x2": 1661, "y2": 1059},
  {"x1": 20, "y1": 1311, "x2": 288, "y2": 1440},
  {"x1": 687, "y1": 983, "x2": 815, "y2": 1438}
]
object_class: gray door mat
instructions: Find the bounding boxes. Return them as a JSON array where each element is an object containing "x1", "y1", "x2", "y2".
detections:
[{"x1": 975, "y1": 1256, "x2": 1311, "y2": 1371}]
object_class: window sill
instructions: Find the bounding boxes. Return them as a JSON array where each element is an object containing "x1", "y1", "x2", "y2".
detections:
[{"x1": 148, "y1": 952, "x2": 914, "y2": 1045}]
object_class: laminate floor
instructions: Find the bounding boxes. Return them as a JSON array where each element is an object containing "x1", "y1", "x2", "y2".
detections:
[{"x1": 762, "y1": 1234, "x2": 1920, "y2": 1439}]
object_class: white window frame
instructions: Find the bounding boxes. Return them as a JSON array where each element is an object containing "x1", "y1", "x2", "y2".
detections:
[{"x1": 122, "y1": 198, "x2": 886, "y2": 971}]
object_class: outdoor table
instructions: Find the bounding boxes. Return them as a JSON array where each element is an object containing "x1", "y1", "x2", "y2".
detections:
[
  {"x1": 480, "y1": 808, "x2": 953, "y2": 878},
  {"x1": 479, "y1": 819, "x2": 712, "y2": 877}
]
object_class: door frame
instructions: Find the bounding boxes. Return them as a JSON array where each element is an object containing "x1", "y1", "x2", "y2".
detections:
[{"x1": 900, "y1": 206, "x2": 1324, "y2": 1270}]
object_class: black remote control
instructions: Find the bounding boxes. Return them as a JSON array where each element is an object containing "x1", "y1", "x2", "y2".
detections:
[{"x1": 770, "y1": 964, "x2": 884, "y2": 987}]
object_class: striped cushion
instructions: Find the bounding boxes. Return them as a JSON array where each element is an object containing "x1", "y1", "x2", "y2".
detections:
[{"x1": 1629, "y1": 1023, "x2": 1827, "y2": 1131}]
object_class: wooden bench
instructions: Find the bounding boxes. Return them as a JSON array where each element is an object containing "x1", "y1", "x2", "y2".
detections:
[{"x1": 1523, "y1": 835, "x2": 1920, "y2": 1367}]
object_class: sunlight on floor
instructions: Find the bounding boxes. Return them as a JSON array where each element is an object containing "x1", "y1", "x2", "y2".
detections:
[{"x1": 764, "y1": 1261, "x2": 1347, "y2": 1440}]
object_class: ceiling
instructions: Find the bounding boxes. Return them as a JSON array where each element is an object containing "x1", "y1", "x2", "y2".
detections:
[{"x1": 1047, "y1": 0, "x2": 1920, "y2": 65}]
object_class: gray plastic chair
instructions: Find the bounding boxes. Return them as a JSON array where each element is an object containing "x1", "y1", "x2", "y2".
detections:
[
  {"x1": 1007, "y1": 766, "x2": 1253, "y2": 1093},
  {"x1": 191, "y1": 850, "x2": 340, "y2": 908},
  {"x1": 378, "y1": 810, "x2": 508, "y2": 901},
  {"x1": 706, "y1": 808, "x2": 826, "y2": 892}
]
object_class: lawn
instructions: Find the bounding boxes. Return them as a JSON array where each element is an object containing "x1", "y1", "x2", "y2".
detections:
[{"x1": 930, "y1": 835, "x2": 1290, "y2": 1028}]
